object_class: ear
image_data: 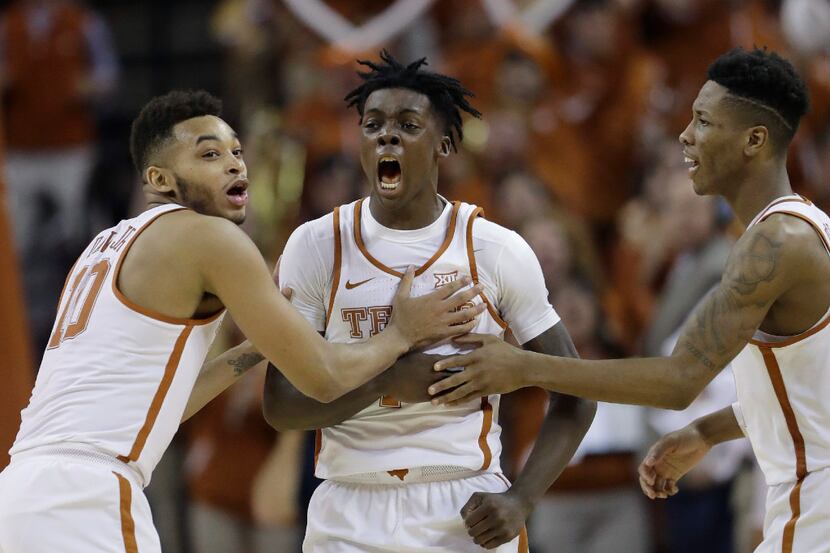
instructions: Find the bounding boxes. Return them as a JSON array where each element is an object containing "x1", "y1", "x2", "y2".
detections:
[
  {"x1": 438, "y1": 136, "x2": 451, "y2": 158},
  {"x1": 744, "y1": 125, "x2": 769, "y2": 157},
  {"x1": 145, "y1": 166, "x2": 176, "y2": 195}
]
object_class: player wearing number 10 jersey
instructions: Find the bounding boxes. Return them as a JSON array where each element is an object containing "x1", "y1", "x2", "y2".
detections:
[
  {"x1": 262, "y1": 51, "x2": 596, "y2": 553},
  {"x1": 0, "y1": 91, "x2": 481, "y2": 553}
]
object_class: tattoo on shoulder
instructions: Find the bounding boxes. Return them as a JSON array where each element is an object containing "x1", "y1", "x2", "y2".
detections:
[
  {"x1": 726, "y1": 231, "x2": 783, "y2": 296},
  {"x1": 228, "y1": 352, "x2": 265, "y2": 376}
]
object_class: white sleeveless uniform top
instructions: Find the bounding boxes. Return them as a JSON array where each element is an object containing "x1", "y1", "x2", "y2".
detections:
[
  {"x1": 11, "y1": 204, "x2": 225, "y2": 487},
  {"x1": 289, "y1": 198, "x2": 558, "y2": 480},
  {"x1": 731, "y1": 195, "x2": 830, "y2": 486}
]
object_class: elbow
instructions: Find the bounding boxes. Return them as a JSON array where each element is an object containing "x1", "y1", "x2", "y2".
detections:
[
  {"x1": 581, "y1": 398, "x2": 598, "y2": 423},
  {"x1": 306, "y1": 384, "x2": 341, "y2": 404},
  {"x1": 261, "y1": 398, "x2": 291, "y2": 431}
]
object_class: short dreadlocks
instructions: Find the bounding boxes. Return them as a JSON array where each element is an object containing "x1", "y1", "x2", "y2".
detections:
[{"x1": 344, "y1": 50, "x2": 481, "y2": 152}]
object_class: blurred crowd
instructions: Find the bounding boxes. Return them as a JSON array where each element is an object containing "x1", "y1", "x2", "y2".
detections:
[{"x1": 2, "y1": 0, "x2": 830, "y2": 552}]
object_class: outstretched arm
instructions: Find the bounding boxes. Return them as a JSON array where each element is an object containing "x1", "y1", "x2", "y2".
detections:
[
  {"x1": 430, "y1": 219, "x2": 803, "y2": 409},
  {"x1": 262, "y1": 351, "x2": 446, "y2": 431},
  {"x1": 638, "y1": 405, "x2": 744, "y2": 499},
  {"x1": 459, "y1": 322, "x2": 596, "y2": 549},
  {"x1": 193, "y1": 216, "x2": 484, "y2": 403}
]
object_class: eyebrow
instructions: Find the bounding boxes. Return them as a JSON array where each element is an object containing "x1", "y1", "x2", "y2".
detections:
[
  {"x1": 364, "y1": 108, "x2": 423, "y2": 117},
  {"x1": 195, "y1": 132, "x2": 239, "y2": 144}
]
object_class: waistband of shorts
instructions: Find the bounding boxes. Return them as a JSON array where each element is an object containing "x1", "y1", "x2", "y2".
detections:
[
  {"x1": 10, "y1": 444, "x2": 146, "y2": 488},
  {"x1": 330, "y1": 465, "x2": 489, "y2": 485}
]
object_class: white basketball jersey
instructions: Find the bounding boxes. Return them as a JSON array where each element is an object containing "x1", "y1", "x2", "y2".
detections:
[
  {"x1": 11, "y1": 204, "x2": 225, "y2": 486},
  {"x1": 315, "y1": 199, "x2": 507, "y2": 479},
  {"x1": 732, "y1": 195, "x2": 830, "y2": 485}
]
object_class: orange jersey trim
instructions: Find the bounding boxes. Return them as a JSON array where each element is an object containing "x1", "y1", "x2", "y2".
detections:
[
  {"x1": 325, "y1": 206, "x2": 343, "y2": 328},
  {"x1": 112, "y1": 207, "x2": 224, "y2": 327},
  {"x1": 760, "y1": 347, "x2": 806, "y2": 552},
  {"x1": 518, "y1": 527, "x2": 529, "y2": 553},
  {"x1": 352, "y1": 199, "x2": 461, "y2": 278},
  {"x1": 465, "y1": 207, "x2": 508, "y2": 330},
  {"x1": 750, "y1": 210, "x2": 830, "y2": 348},
  {"x1": 118, "y1": 325, "x2": 193, "y2": 463},
  {"x1": 478, "y1": 397, "x2": 494, "y2": 470},
  {"x1": 114, "y1": 472, "x2": 139, "y2": 553}
]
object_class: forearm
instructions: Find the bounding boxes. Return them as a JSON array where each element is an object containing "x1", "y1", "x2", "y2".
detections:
[
  {"x1": 319, "y1": 327, "x2": 409, "y2": 398},
  {"x1": 523, "y1": 353, "x2": 709, "y2": 409},
  {"x1": 692, "y1": 406, "x2": 745, "y2": 446},
  {"x1": 510, "y1": 394, "x2": 596, "y2": 506},
  {"x1": 262, "y1": 362, "x2": 387, "y2": 431},
  {"x1": 182, "y1": 341, "x2": 265, "y2": 422}
]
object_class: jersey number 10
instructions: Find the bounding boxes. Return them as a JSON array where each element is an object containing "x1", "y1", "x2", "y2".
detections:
[{"x1": 48, "y1": 259, "x2": 111, "y2": 349}]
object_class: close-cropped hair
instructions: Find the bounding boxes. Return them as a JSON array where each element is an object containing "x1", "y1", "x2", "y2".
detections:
[
  {"x1": 129, "y1": 90, "x2": 223, "y2": 178},
  {"x1": 344, "y1": 50, "x2": 481, "y2": 152},
  {"x1": 707, "y1": 48, "x2": 809, "y2": 148}
]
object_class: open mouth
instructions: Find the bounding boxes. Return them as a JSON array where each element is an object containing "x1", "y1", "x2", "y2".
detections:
[
  {"x1": 378, "y1": 157, "x2": 402, "y2": 190},
  {"x1": 226, "y1": 180, "x2": 249, "y2": 206},
  {"x1": 684, "y1": 155, "x2": 700, "y2": 176}
]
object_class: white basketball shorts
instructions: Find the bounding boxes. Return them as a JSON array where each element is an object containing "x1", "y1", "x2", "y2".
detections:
[
  {"x1": 756, "y1": 467, "x2": 830, "y2": 553},
  {"x1": 304, "y1": 470, "x2": 529, "y2": 553},
  {"x1": 0, "y1": 448, "x2": 160, "y2": 553}
]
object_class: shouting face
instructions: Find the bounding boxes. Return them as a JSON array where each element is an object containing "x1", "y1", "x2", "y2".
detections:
[{"x1": 359, "y1": 88, "x2": 450, "y2": 212}]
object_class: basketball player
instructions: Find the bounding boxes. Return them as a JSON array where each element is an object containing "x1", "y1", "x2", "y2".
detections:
[
  {"x1": 428, "y1": 48, "x2": 828, "y2": 552},
  {"x1": 262, "y1": 51, "x2": 596, "y2": 552},
  {"x1": 0, "y1": 90, "x2": 483, "y2": 553}
]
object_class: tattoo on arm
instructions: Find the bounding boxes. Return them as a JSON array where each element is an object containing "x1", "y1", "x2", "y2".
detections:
[
  {"x1": 680, "y1": 229, "x2": 783, "y2": 371},
  {"x1": 228, "y1": 352, "x2": 265, "y2": 376}
]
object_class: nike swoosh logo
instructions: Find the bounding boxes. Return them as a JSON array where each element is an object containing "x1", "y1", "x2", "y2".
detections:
[{"x1": 345, "y1": 278, "x2": 375, "y2": 289}]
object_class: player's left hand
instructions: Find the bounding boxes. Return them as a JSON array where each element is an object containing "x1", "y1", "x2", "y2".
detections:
[
  {"x1": 460, "y1": 490, "x2": 530, "y2": 549},
  {"x1": 429, "y1": 334, "x2": 527, "y2": 406}
]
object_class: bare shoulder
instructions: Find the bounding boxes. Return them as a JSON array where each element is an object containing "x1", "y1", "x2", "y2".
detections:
[
  {"x1": 754, "y1": 213, "x2": 828, "y2": 271},
  {"x1": 725, "y1": 214, "x2": 822, "y2": 297}
]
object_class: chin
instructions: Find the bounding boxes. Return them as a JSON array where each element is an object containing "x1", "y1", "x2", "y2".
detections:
[{"x1": 228, "y1": 210, "x2": 247, "y2": 225}]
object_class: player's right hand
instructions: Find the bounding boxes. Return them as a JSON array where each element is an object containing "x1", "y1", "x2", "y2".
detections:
[
  {"x1": 389, "y1": 267, "x2": 485, "y2": 349},
  {"x1": 638, "y1": 425, "x2": 712, "y2": 499}
]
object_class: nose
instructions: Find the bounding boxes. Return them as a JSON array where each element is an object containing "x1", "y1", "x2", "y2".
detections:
[
  {"x1": 377, "y1": 125, "x2": 400, "y2": 147},
  {"x1": 679, "y1": 121, "x2": 694, "y2": 146},
  {"x1": 227, "y1": 154, "x2": 244, "y2": 175}
]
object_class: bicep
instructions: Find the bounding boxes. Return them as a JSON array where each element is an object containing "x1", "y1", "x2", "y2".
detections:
[
  {"x1": 673, "y1": 224, "x2": 794, "y2": 375},
  {"x1": 523, "y1": 322, "x2": 577, "y2": 359},
  {"x1": 197, "y1": 221, "x2": 328, "y2": 378}
]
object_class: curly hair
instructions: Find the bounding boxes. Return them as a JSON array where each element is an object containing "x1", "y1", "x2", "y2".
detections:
[
  {"x1": 707, "y1": 48, "x2": 809, "y2": 146},
  {"x1": 129, "y1": 90, "x2": 223, "y2": 178},
  {"x1": 344, "y1": 50, "x2": 481, "y2": 152}
]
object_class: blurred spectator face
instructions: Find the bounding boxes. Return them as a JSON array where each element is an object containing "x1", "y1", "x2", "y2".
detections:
[
  {"x1": 496, "y1": 53, "x2": 545, "y2": 105},
  {"x1": 484, "y1": 111, "x2": 529, "y2": 168},
  {"x1": 495, "y1": 172, "x2": 550, "y2": 228},
  {"x1": 678, "y1": 81, "x2": 747, "y2": 197},
  {"x1": 158, "y1": 115, "x2": 248, "y2": 225},
  {"x1": 358, "y1": 88, "x2": 450, "y2": 212},
  {"x1": 521, "y1": 218, "x2": 572, "y2": 294},
  {"x1": 565, "y1": 3, "x2": 619, "y2": 60},
  {"x1": 663, "y1": 169, "x2": 717, "y2": 251},
  {"x1": 552, "y1": 281, "x2": 599, "y2": 347}
]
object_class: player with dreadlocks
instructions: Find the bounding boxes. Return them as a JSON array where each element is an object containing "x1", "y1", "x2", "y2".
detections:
[
  {"x1": 428, "y1": 48, "x2": 829, "y2": 553},
  {"x1": 262, "y1": 50, "x2": 595, "y2": 552}
]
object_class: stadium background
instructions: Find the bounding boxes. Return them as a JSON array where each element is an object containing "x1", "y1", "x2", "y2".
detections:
[{"x1": 1, "y1": 0, "x2": 829, "y2": 551}]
